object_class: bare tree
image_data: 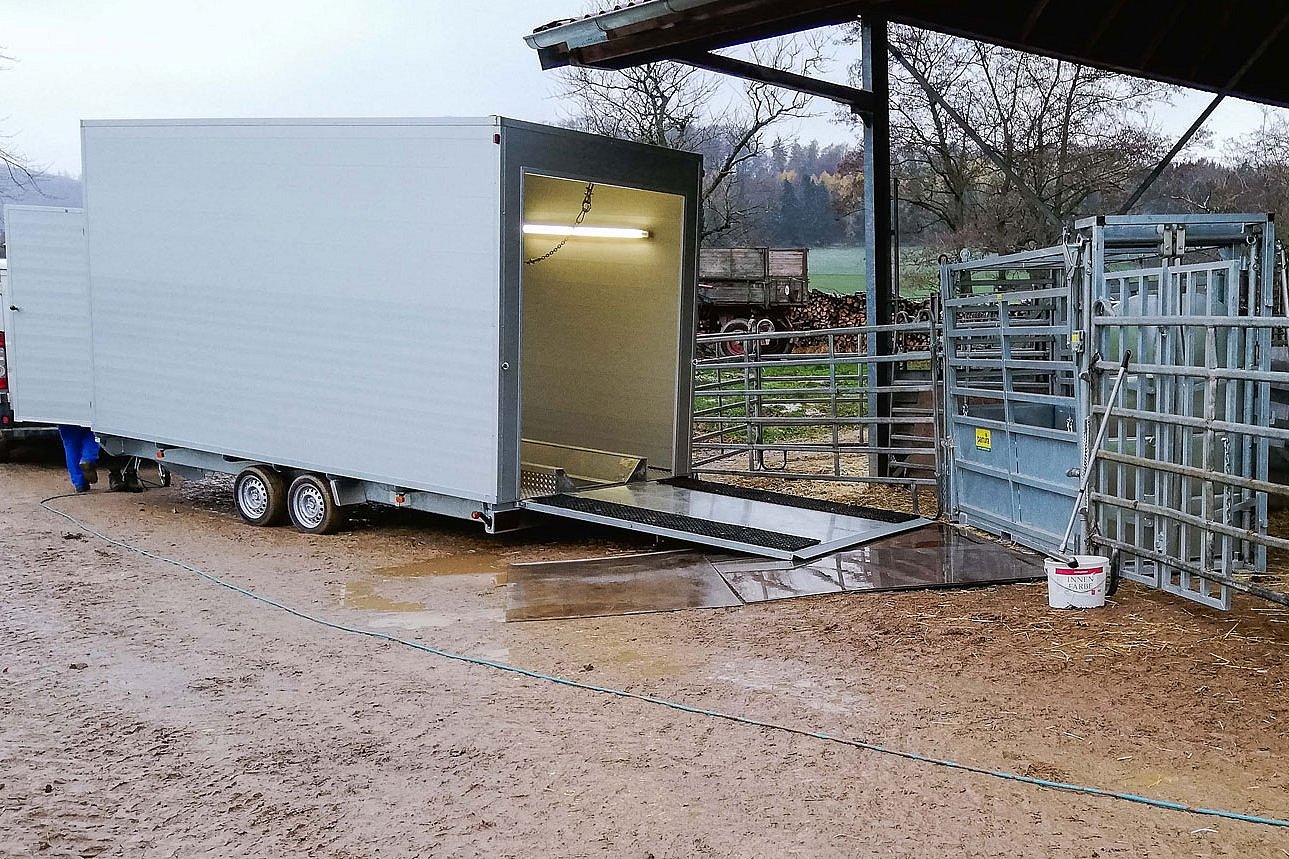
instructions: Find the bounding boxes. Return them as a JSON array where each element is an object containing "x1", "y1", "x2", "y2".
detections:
[
  {"x1": 556, "y1": 38, "x2": 825, "y2": 242},
  {"x1": 0, "y1": 50, "x2": 34, "y2": 194},
  {"x1": 1161, "y1": 113, "x2": 1289, "y2": 216},
  {"x1": 849, "y1": 27, "x2": 1176, "y2": 251}
]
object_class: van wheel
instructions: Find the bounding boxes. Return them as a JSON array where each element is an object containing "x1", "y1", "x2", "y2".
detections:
[
  {"x1": 233, "y1": 465, "x2": 287, "y2": 526},
  {"x1": 286, "y1": 473, "x2": 345, "y2": 534}
]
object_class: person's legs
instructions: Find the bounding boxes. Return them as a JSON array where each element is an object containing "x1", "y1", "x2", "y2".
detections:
[
  {"x1": 56, "y1": 425, "x2": 90, "y2": 491},
  {"x1": 78, "y1": 429, "x2": 100, "y2": 485}
]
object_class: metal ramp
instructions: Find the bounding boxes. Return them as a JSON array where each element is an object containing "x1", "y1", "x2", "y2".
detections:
[{"x1": 522, "y1": 477, "x2": 932, "y2": 561}]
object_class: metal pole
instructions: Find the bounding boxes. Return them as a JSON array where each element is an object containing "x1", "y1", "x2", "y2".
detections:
[
  {"x1": 1117, "y1": 93, "x2": 1224, "y2": 214},
  {"x1": 861, "y1": 16, "x2": 893, "y2": 477},
  {"x1": 1058, "y1": 350, "x2": 1131, "y2": 557}
]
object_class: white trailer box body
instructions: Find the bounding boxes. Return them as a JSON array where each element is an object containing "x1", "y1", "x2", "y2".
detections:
[
  {"x1": 2, "y1": 206, "x2": 91, "y2": 426},
  {"x1": 79, "y1": 117, "x2": 702, "y2": 507},
  {"x1": 84, "y1": 119, "x2": 507, "y2": 502}
]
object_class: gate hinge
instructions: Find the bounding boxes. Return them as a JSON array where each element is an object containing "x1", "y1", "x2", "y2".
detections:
[{"x1": 1158, "y1": 223, "x2": 1187, "y2": 259}]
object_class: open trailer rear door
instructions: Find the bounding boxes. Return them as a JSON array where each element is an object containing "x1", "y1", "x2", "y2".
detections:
[{"x1": 522, "y1": 477, "x2": 932, "y2": 561}]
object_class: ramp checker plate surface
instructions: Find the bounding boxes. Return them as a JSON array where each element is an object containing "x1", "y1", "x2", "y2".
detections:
[
  {"x1": 524, "y1": 481, "x2": 932, "y2": 560},
  {"x1": 527, "y1": 493, "x2": 818, "y2": 553}
]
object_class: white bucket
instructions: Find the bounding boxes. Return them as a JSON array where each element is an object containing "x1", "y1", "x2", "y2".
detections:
[{"x1": 1045, "y1": 555, "x2": 1110, "y2": 609}]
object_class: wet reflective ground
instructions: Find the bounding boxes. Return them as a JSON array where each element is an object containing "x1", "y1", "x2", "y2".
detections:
[
  {"x1": 504, "y1": 550, "x2": 742, "y2": 622},
  {"x1": 505, "y1": 524, "x2": 1044, "y2": 621}
]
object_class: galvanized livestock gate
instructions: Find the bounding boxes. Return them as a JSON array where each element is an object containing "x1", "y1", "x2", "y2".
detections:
[
  {"x1": 697, "y1": 213, "x2": 1288, "y2": 608},
  {"x1": 940, "y1": 214, "x2": 1288, "y2": 609}
]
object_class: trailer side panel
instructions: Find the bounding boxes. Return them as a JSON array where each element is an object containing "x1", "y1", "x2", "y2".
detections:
[{"x1": 81, "y1": 119, "x2": 503, "y2": 502}]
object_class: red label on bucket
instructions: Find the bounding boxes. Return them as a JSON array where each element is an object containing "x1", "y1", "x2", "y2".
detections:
[{"x1": 1054, "y1": 566, "x2": 1104, "y2": 575}]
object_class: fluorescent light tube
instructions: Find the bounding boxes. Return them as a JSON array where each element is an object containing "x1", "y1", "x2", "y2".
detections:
[{"x1": 523, "y1": 224, "x2": 650, "y2": 239}]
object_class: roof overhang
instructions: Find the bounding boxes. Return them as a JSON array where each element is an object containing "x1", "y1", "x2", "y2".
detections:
[{"x1": 526, "y1": 0, "x2": 1289, "y2": 109}]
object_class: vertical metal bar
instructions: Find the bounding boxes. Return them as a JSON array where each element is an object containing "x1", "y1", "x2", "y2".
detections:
[
  {"x1": 743, "y1": 344, "x2": 754, "y2": 472},
  {"x1": 1224, "y1": 263, "x2": 1240, "y2": 582},
  {"x1": 1202, "y1": 320, "x2": 1219, "y2": 598},
  {"x1": 1238, "y1": 257, "x2": 1254, "y2": 574},
  {"x1": 861, "y1": 16, "x2": 893, "y2": 478},
  {"x1": 1133, "y1": 274, "x2": 1147, "y2": 574},
  {"x1": 1088, "y1": 222, "x2": 1105, "y2": 557},
  {"x1": 1154, "y1": 267, "x2": 1173, "y2": 589},
  {"x1": 998, "y1": 290, "x2": 1022, "y2": 536},
  {"x1": 928, "y1": 301, "x2": 944, "y2": 517},
  {"x1": 942, "y1": 266, "x2": 958, "y2": 521},
  {"x1": 1257, "y1": 220, "x2": 1275, "y2": 581},
  {"x1": 829, "y1": 333, "x2": 840, "y2": 477},
  {"x1": 752, "y1": 340, "x2": 764, "y2": 470},
  {"x1": 1177, "y1": 265, "x2": 1192, "y2": 596}
]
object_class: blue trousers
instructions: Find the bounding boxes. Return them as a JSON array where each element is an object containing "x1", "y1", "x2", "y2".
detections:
[{"x1": 57, "y1": 425, "x2": 99, "y2": 491}]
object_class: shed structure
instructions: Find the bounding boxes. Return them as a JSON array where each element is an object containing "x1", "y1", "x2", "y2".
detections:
[{"x1": 525, "y1": 0, "x2": 1289, "y2": 478}]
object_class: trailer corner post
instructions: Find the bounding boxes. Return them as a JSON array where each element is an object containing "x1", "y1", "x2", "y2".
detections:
[{"x1": 861, "y1": 16, "x2": 893, "y2": 477}]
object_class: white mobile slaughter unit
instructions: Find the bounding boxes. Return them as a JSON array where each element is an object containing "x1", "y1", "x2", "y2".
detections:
[{"x1": 5, "y1": 117, "x2": 923, "y2": 558}]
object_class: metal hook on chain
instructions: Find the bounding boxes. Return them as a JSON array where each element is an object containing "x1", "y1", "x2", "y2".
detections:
[{"x1": 525, "y1": 183, "x2": 595, "y2": 266}]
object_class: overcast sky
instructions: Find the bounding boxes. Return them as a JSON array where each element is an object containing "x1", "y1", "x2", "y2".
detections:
[{"x1": 2, "y1": 0, "x2": 1281, "y2": 175}]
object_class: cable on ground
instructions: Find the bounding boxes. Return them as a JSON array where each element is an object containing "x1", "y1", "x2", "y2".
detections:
[{"x1": 38, "y1": 492, "x2": 1289, "y2": 830}]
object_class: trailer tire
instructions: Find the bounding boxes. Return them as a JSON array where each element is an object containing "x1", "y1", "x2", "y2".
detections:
[
  {"x1": 286, "y1": 473, "x2": 345, "y2": 535},
  {"x1": 718, "y1": 319, "x2": 751, "y2": 357},
  {"x1": 760, "y1": 317, "x2": 793, "y2": 355},
  {"x1": 233, "y1": 465, "x2": 287, "y2": 526}
]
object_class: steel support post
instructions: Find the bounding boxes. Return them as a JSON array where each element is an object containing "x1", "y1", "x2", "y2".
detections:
[{"x1": 861, "y1": 16, "x2": 893, "y2": 477}]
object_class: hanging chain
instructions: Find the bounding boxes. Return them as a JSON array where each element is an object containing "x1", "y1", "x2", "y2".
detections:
[{"x1": 524, "y1": 182, "x2": 595, "y2": 265}]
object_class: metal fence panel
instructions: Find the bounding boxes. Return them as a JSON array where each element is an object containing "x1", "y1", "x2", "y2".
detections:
[{"x1": 692, "y1": 321, "x2": 941, "y2": 516}]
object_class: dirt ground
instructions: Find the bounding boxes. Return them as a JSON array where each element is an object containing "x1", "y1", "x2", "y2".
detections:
[{"x1": 3, "y1": 440, "x2": 1288, "y2": 858}]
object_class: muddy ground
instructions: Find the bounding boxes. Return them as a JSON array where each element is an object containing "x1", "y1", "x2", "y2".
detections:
[{"x1": 2, "y1": 440, "x2": 1288, "y2": 858}]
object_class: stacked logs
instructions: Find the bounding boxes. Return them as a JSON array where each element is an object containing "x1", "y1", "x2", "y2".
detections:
[
  {"x1": 787, "y1": 291, "x2": 867, "y2": 331},
  {"x1": 786, "y1": 291, "x2": 934, "y2": 354}
]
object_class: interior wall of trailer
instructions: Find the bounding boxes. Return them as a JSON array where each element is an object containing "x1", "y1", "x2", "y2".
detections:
[{"x1": 520, "y1": 174, "x2": 683, "y2": 474}]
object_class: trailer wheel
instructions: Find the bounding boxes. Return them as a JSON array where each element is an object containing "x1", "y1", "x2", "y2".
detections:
[
  {"x1": 233, "y1": 465, "x2": 287, "y2": 526},
  {"x1": 286, "y1": 473, "x2": 345, "y2": 534},
  {"x1": 760, "y1": 317, "x2": 794, "y2": 356},
  {"x1": 718, "y1": 319, "x2": 751, "y2": 357}
]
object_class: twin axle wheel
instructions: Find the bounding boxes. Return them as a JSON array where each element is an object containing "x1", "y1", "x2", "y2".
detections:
[{"x1": 233, "y1": 466, "x2": 345, "y2": 534}]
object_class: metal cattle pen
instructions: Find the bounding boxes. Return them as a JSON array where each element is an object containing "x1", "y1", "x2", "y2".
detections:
[
  {"x1": 1084, "y1": 215, "x2": 1288, "y2": 609},
  {"x1": 941, "y1": 214, "x2": 1289, "y2": 610},
  {"x1": 691, "y1": 320, "x2": 942, "y2": 516}
]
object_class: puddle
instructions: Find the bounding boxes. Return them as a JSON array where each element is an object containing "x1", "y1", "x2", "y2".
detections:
[
  {"x1": 503, "y1": 551, "x2": 740, "y2": 622},
  {"x1": 373, "y1": 553, "x2": 512, "y2": 579},
  {"x1": 365, "y1": 607, "x2": 506, "y2": 630},
  {"x1": 343, "y1": 581, "x2": 426, "y2": 612}
]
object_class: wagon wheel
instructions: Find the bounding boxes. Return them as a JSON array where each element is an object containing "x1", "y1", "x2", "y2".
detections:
[
  {"x1": 718, "y1": 319, "x2": 752, "y2": 358},
  {"x1": 758, "y1": 317, "x2": 794, "y2": 356}
]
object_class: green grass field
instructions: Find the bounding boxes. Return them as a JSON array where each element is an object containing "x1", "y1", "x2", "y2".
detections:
[
  {"x1": 808, "y1": 247, "x2": 866, "y2": 296},
  {"x1": 807, "y1": 246, "x2": 939, "y2": 299}
]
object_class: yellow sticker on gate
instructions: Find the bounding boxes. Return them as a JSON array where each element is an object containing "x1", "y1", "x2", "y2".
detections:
[{"x1": 975, "y1": 428, "x2": 992, "y2": 451}]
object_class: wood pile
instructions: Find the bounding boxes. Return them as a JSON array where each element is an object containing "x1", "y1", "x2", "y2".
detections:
[
  {"x1": 788, "y1": 291, "x2": 867, "y2": 331},
  {"x1": 786, "y1": 291, "x2": 934, "y2": 353}
]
